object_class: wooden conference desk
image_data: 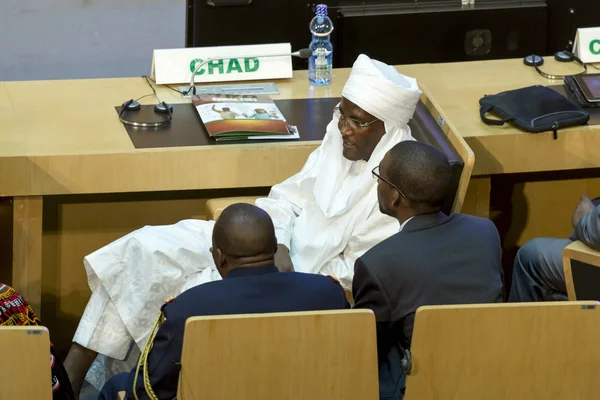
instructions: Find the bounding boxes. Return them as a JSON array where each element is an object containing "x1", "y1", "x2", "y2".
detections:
[{"x1": 1, "y1": 58, "x2": 599, "y2": 352}]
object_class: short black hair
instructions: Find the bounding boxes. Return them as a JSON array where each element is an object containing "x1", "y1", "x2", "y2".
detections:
[
  {"x1": 213, "y1": 203, "x2": 276, "y2": 258},
  {"x1": 385, "y1": 141, "x2": 452, "y2": 213}
]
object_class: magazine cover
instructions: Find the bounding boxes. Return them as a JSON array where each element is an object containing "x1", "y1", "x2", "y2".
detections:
[{"x1": 192, "y1": 94, "x2": 296, "y2": 140}]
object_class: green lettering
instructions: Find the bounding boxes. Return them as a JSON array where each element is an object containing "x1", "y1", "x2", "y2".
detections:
[
  {"x1": 590, "y1": 39, "x2": 600, "y2": 55},
  {"x1": 227, "y1": 58, "x2": 244, "y2": 74},
  {"x1": 244, "y1": 58, "x2": 260, "y2": 72},
  {"x1": 208, "y1": 60, "x2": 224, "y2": 75},
  {"x1": 190, "y1": 58, "x2": 206, "y2": 76}
]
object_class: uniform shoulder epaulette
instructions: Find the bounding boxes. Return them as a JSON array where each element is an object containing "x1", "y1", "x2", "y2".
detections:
[{"x1": 160, "y1": 296, "x2": 176, "y2": 312}]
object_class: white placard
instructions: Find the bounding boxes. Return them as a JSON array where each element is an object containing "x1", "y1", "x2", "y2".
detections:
[
  {"x1": 151, "y1": 43, "x2": 293, "y2": 85},
  {"x1": 573, "y1": 27, "x2": 600, "y2": 64}
]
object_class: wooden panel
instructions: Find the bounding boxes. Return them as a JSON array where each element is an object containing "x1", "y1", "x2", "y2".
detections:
[
  {"x1": 491, "y1": 171, "x2": 600, "y2": 248},
  {"x1": 406, "y1": 302, "x2": 600, "y2": 399},
  {"x1": 179, "y1": 310, "x2": 378, "y2": 400},
  {"x1": 0, "y1": 145, "x2": 318, "y2": 197},
  {"x1": 467, "y1": 127, "x2": 600, "y2": 175},
  {"x1": 460, "y1": 176, "x2": 491, "y2": 218},
  {"x1": 12, "y1": 196, "x2": 43, "y2": 314},
  {"x1": 0, "y1": 326, "x2": 52, "y2": 399}
]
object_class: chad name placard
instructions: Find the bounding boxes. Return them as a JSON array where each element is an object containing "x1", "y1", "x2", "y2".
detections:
[
  {"x1": 151, "y1": 43, "x2": 293, "y2": 85},
  {"x1": 573, "y1": 27, "x2": 600, "y2": 64}
]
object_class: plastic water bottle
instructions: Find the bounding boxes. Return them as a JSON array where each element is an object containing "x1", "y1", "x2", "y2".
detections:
[{"x1": 308, "y1": 4, "x2": 334, "y2": 86}]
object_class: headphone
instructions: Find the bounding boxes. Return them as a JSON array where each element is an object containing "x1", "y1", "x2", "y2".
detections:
[
  {"x1": 119, "y1": 99, "x2": 173, "y2": 128},
  {"x1": 119, "y1": 76, "x2": 174, "y2": 128},
  {"x1": 524, "y1": 50, "x2": 587, "y2": 80}
]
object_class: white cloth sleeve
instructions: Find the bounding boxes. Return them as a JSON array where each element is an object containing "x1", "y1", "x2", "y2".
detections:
[
  {"x1": 72, "y1": 284, "x2": 133, "y2": 360},
  {"x1": 256, "y1": 146, "x2": 323, "y2": 248},
  {"x1": 320, "y1": 205, "x2": 399, "y2": 290}
]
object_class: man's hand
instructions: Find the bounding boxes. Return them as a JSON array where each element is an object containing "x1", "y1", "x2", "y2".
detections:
[
  {"x1": 572, "y1": 195, "x2": 596, "y2": 228},
  {"x1": 274, "y1": 244, "x2": 294, "y2": 272}
]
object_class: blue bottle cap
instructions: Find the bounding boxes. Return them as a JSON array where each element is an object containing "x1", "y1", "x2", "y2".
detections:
[{"x1": 316, "y1": 4, "x2": 327, "y2": 17}]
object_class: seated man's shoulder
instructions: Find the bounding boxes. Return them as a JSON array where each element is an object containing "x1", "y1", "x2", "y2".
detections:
[
  {"x1": 452, "y1": 213, "x2": 498, "y2": 232},
  {"x1": 357, "y1": 231, "x2": 404, "y2": 264},
  {"x1": 166, "y1": 272, "x2": 345, "y2": 314},
  {"x1": 164, "y1": 280, "x2": 230, "y2": 316},
  {"x1": 284, "y1": 272, "x2": 345, "y2": 290},
  {"x1": 283, "y1": 272, "x2": 347, "y2": 305},
  {"x1": 282, "y1": 272, "x2": 347, "y2": 299}
]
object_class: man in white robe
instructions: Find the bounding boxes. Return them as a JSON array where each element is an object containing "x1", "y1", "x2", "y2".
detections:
[{"x1": 64, "y1": 53, "x2": 422, "y2": 393}]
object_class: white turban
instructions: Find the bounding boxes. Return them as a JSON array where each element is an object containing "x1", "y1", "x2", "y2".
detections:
[
  {"x1": 342, "y1": 54, "x2": 422, "y2": 128},
  {"x1": 311, "y1": 54, "x2": 422, "y2": 218}
]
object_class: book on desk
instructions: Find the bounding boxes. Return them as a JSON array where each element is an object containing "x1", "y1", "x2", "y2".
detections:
[{"x1": 192, "y1": 94, "x2": 299, "y2": 141}]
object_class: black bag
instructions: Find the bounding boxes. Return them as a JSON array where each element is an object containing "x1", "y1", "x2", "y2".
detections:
[{"x1": 479, "y1": 85, "x2": 589, "y2": 139}]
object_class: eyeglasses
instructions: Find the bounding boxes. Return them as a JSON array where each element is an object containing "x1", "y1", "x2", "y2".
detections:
[
  {"x1": 372, "y1": 166, "x2": 406, "y2": 198},
  {"x1": 334, "y1": 106, "x2": 379, "y2": 129}
]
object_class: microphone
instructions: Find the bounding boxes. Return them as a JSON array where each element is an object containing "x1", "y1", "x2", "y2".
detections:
[
  {"x1": 183, "y1": 48, "x2": 313, "y2": 95},
  {"x1": 293, "y1": 48, "x2": 313, "y2": 59}
]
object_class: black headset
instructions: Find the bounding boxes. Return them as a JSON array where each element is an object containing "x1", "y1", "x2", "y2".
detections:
[
  {"x1": 524, "y1": 50, "x2": 587, "y2": 80},
  {"x1": 119, "y1": 99, "x2": 173, "y2": 128},
  {"x1": 119, "y1": 76, "x2": 174, "y2": 128}
]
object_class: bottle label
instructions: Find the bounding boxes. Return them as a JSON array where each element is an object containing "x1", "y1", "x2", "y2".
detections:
[{"x1": 313, "y1": 48, "x2": 331, "y2": 81}]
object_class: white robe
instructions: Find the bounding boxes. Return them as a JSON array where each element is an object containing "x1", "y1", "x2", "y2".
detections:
[{"x1": 74, "y1": 54, "x2": 422, "y2": 384}]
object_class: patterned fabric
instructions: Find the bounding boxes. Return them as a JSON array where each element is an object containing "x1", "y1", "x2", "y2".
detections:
[
  {"x1": 0, "y1": 284, "x2": 39, "y2": 325},
  {"x1": 0, "y1": 284, "x2": 75, "y2": 400}
]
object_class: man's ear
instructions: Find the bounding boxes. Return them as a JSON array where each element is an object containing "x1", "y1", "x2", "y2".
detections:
[
  {"x1": 211, "y1": 247, "x2": 226, "y2": 268},
  {"x1": 391, "y1": 190, "x2": 403, "y2": 208}
]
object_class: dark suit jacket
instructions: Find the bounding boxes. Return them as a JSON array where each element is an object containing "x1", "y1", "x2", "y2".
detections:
[
  {"x1": 126, "y1": 266, "x2": 349, "y2": 399},
  {"x1": 352, "y1": 212, "x2": 504, "y2": 399}
]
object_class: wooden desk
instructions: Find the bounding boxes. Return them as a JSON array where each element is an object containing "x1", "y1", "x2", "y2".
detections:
[
  {"x1": 0, "y1": 64, "x2": 442, "y2": 195},
  {"x1": 1, "y1": 58, "x2": 598, "y2": 352},
  {"x1": 419, "y1": 58, "x2": 600, "y2": 175}
]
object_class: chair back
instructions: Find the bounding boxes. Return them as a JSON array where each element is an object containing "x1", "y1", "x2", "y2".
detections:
[
  {"x1": 409, "y1": 88, "x2": 474, "y2": 215},
  {"x1": 563, "y1": 240, "x2": 600, "y2": 301},
  {"x1": 405, "y1": 302, "x2": 600, "y2": 399},
  {"x1": 178, "y1": 309, "x2": 379, "y2": 400},
  {"x1": 0, "y1": 326, "x2": 52, "y2": 399}
]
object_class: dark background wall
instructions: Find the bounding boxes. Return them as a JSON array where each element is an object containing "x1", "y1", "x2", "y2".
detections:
[{"x1": 187, "y1": 0, "x2": 600, "y2": 69}]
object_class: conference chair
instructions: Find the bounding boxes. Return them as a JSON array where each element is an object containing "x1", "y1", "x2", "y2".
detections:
[
  {"x1": 563, "y1": 240, "x2": 600, "y2": 301},
  {"x1": 205, "y1": 87, "x2": 474, "y2": 221},
  {"x1": 0, "y1": 326, "x2": 52, "y2": 399},
  {"x1": 404, "y1": 302, "x2": 600, "y2": 399},
  {"x1": 177, "y1": 309, "x2": 378, "y2": 400}
]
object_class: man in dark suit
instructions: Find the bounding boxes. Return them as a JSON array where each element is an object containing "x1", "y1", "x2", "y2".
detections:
[
  {"x1": 98, "y1": 203, "x2": 349, "y2": 399},
  {"x1": 352, "y1": 141, "x2": 504, "y2": 400}
]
